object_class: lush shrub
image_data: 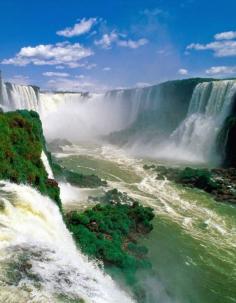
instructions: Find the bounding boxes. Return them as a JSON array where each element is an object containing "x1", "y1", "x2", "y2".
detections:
[
  {"x1": 51, "y1": 160, "x2": 107, "y2": 188},
  {"x1": 66, "y1": 197, "x2": 154, "y2": 285},
  {"x1": 177, "y1": 167, "x2": 218, "y2": 192},
  {"x1": 97, "y1": 188, "x2": 135, "y2": 204},
  {"x1": 0, "y1": 110, "x2": 61, "y2": 208}
]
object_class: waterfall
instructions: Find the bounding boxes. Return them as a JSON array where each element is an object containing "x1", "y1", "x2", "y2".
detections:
[
  {"x1": 41, "y1": 151, "x2": 54, "y2": 179},
  {"x1": 0, "y1": 81, "x2": 40, "y2": 111},
  {"x1": 159, "y1": 80, "x2": 236, "y2": 163},
  {"x1": 0, "y1": 181, "x2": 134, "y2": 303},
  {"x1": 39, "y1": 92, "x2": 89, "y2": 116},
  {"x1": 104, "y1": 86, "x2": 161, "y2": 127},
  {"x1": 0, "y1": 73, "x2": 8, "y2": 110},
  {"x1": 2, "y1": 73, "x2": 235, "y2": 164}
]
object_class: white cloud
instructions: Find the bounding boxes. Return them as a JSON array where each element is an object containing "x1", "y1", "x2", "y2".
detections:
[
  {"x1": 187, "y1": 31, "x2": 236, "y2": 57},
  {"x1": 103, "y1": 67, "x2": 111, "y2": 71},
  {"x1": 46, "y1": 77, "x2": 108, "y2": 93},
  {"x1": 214, "y1": 31, "x2": 236, "y2": 40},
  {"x1": 85, "y1": 63, "x2": 97, "y2": 70},
  {"x1": 75, "y1": 75, "x2": 85, "y2": 79},
  {"x1": 1, "y1": 42, "x2": 93, "y2": 68},
  {"x1": 142, "y1": 8, "x2": 165, "y2": 16},
  {"x1": 205, "y1": 66, "x2": 236, "y2": 75},
  {"x1": 117, "y1": 38, "x2": 148, "y2": 49},
  {"x1": 187, "y1": 40, "x2": 236, "y2": 57},
  {"x1": 57, "y1": 18, "x2": 97, "y2": 37},
  {"x1": 55, "y1": 65, "x2": 65, "y2": 69},
  {"x1": 6, "y1": 75, "x2": 30, "y2": 85},
  {"x1": 135, "y1": 82, "x2": 150, "y2": 88},
  {"x1": 178, "y1": 68, "x2": 188, "y2": 75},
  {"x1": 94, "y1": 31, "x2": 119, "y2": 49},
  {"x1": 43, "y1": 71, "x2": 69, "y2": 77},
  {"x1": 95, "y1": 31, "x2": 148, "y2": 49}
]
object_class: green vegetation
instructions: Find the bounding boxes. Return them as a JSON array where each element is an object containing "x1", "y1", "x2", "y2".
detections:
[
  {"x1": 144, "y1": 164, "x2": 236, "y2": 204},
  {"x1": 52, "y1": 159, "x2": 107, "y2": 188},
  {"x1": 177, "y1": 167, "x2": 218, "y2": 192},
  {"x1": 66, "y1": 190, "x2": 154, "y2": 286},
  {"x1": 96, "y1": 188, "x2": 135, "y2": 204},
  {"x1": 0, "y1": 110, "x2": 61, "y2": 208},
  {"x1": 146, "y1": 165, "x2": 218, "y2": 192},
  {"x1": 145, "y1": 165, "x2": 218, "y2": 193}
]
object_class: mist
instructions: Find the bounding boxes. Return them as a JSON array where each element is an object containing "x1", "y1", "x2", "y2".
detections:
[{"x1": 41, "y1": 92, "x2": 130, "y2": 142}]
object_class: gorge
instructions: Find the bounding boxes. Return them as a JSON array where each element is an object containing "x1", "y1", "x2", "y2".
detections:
[
  {"x1": 0, "y1": 73, "x2": 236, "y2": 303},
  {"x1": 1, "y1": 75, "x2": 236, "y2": 167}
]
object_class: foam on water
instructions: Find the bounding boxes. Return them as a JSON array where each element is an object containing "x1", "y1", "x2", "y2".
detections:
[
  {"x1": 0, "y1": 181, "x2": 135, "y2": 303},
  {"x1": 60, "y1": 143, "x2": 236, "y2": 268}
]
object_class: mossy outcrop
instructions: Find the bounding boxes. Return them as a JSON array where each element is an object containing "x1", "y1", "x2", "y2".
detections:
[
  {"x1": 66, "y1": 190, "x2": 154, "y2": 287},
  {"x1": 51, "y1": 159, "x2": 107, "y2": 188},
  {"x1": 144, "y1": 165, "x2": 236, "y2": 204},
  {"x1": 0, "y1": 110, "x2": 61, "y2": 208}
]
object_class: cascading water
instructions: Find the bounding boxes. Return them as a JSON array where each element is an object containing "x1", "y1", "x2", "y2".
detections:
[
  {"x1": 0, "y1": 181, "x2": 134, "y2": 303},
  {"x1": 39, "y1": 88, "x2": 160, "y2": 141},
  {"x1": 0, "y1": 73, "x2": 8, "y2": 110},
  {"x1": 0, "y1": 81, "x2": 39, "y2": 112},
  {"x1": 41, "y1": 151, "x2": 54, "y2": 179},
  {"x1": 39, "y1": 92, "x2": 89, "y2": 116},
  {"x1": 2, "y1": 73, "x2": 236, "y2": 164},
  {"x1": 157, "y1": 80, "x2": 236, "y2": 163},
  {"x1": 104, "y1": 86, "x2": 161, "y2": 127}
]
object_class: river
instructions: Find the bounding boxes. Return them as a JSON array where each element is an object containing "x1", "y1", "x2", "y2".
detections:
[{"x1": 55, "y1": 142, "x2": 236, "y2": 303}]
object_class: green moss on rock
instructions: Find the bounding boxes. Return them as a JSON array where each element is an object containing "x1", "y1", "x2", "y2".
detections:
[
  {"x1": 66, "y1": 193, "x2": 154, "y2": 285},
  {"x1": 52, "y1": 160, "x2": 107, "y2": 188},
  {"x1": 0, "y1": 110, "x2": 61, "y2": 208}
]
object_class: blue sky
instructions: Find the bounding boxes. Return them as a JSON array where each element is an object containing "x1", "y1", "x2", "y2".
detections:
[{"x1": 0, "y1": 0, "x2": 236, "y2": 92}]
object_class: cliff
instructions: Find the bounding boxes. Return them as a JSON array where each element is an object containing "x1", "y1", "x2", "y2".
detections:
[
  {"x1": 107, "y1": 78, "x2": 216, "y2": 145},
  {"x1": 0, "y1": 110, "x2": 61, "y2": 208}
]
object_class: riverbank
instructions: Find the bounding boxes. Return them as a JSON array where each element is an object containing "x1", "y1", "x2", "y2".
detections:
[
  {"x1": 144, "y1": 164, "x2": 236, "y2": 205},
  {"x1": 52, "y1": 142, "x2": 236, "y2": 303}
]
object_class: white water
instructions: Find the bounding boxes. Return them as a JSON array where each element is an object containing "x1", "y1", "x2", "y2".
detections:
[
  {"x1": 156, "y1": 80, "x2": 236, "y2": 163},
  {"x1": 0, "y1": 76, "x2": 163, "y2": 141},
  {"x1": 41, "y1": 151, "x2": 54, "y2": 179},
  {"x1": 0, "y1": 82, "x2": 39, "y2": 111},
  {"x1": 0, "y1": 181, "x2": 134, "y2": 303},
  {"x1": 55, "y1": 143, "x2": 236, "y2": 258},
  {"x1": 1, "y1": 76, "x2": 236, "y2": 163}
]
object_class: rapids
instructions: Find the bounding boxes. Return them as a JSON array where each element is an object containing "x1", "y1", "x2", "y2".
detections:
[
  {"x1": 0, "y1": 181, "x2": 135, "y2": 303},
  {"x1": 56, "y1": 143, "x2": 236, "y2": 303},
  {"x1": 0, "y1": 74, "x2": 236, "y2": 302}
]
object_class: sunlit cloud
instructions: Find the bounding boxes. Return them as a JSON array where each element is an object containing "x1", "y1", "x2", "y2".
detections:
[
  {"x1": 43, "y1": 71, "x2": 69, "y2": 77},
  {"x1": 187, "y1": 31, "x2": 236, "y2": 57},
  {"x1": 214, "y1": 31, "x2": 236, "y2": 40},
  {"x1": 205, "y1": 65, "x2": 236, "y2": 75},
  {"x1": 178, "y1": 68, "x2": 188, "y2": 75},
  {"x1": 2, "y1": 42, "x2": 93, "y2": 68},
  {"x1": 57, "y1": 18, "x2": 97, "y2": 37},
  {"x1": 95, "y1": 31, "x2": 148, "y2": 49}
]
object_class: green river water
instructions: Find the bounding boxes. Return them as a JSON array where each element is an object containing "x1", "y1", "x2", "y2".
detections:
[{"x1": 56, "y1": 143, "x2": 236, "y2": 303}]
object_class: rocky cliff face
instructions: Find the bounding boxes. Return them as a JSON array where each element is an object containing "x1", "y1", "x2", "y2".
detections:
[
  {"x1": 107, "y1": 78, "x2": 216, "y2": 145},
  {"x1": 220, "y1": 116, "x2": 236, "y2": 167}
]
